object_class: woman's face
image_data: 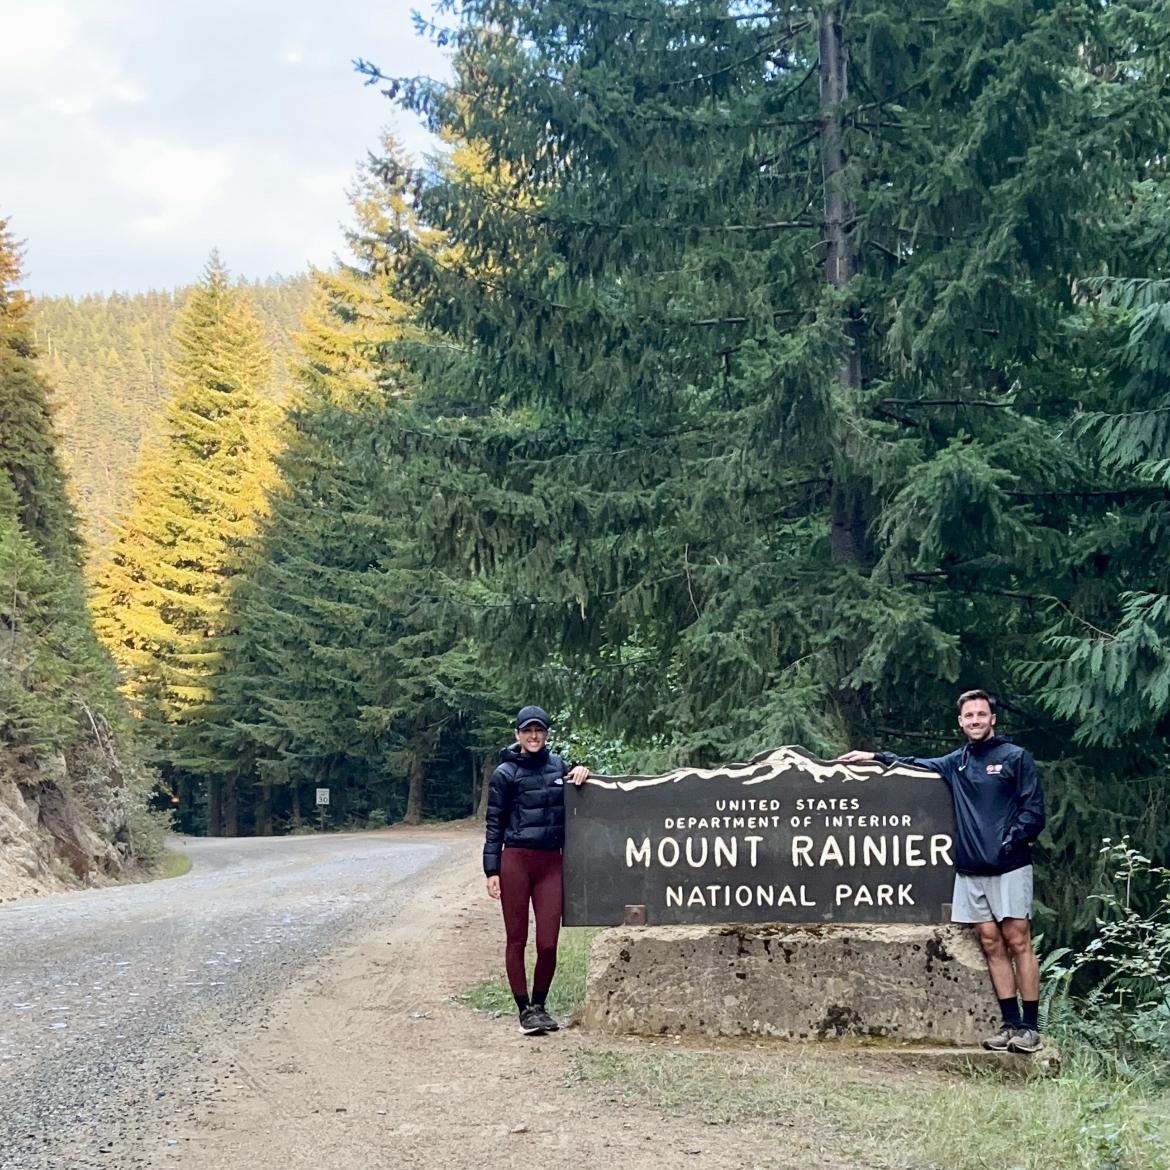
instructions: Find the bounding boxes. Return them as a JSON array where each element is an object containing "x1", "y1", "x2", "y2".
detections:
[{"x1": 515, "y1": 723, "x2": 548, "y2": 753}]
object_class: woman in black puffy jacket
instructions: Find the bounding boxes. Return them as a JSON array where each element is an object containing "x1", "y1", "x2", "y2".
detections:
[{"x1": 483, "y1": 705, "x2": 589, "y2": 1035}]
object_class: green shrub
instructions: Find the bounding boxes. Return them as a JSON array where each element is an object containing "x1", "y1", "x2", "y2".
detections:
[{"x1": 1045, "y1": 838, "x2": 1170, "y2": 1082}]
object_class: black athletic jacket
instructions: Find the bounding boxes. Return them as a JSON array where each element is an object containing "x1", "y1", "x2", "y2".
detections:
[
  {"x1": 482, "y1": 744, "x2": 568, "y2": 876},
  {"x1": 874, "y1": 736, "x2": 1045, "y2": 877}
]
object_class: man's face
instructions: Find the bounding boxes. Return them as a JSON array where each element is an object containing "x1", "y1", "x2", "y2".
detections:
[
  {"x1": 958, "y1": 699, "x2": 996, "y2": 743},
  {"x1": 515, "y1": 723, "x2": 548, "y2": 753}
]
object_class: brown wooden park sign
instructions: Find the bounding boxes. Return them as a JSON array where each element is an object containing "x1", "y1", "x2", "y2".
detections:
[{"x1": 563, "y1": 746, "x2": 956, "y2": 927}]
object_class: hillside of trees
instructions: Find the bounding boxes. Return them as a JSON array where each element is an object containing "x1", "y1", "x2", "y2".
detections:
[
  {"x1": 0, "y1": 219, "x2": 159, "y2": 897},
  {"x1": 30, "y1": 274, "x2": 314, "y2": 551},
  {"x1": 18, "y1": 3, "x2": 1168, "y2": 952}
]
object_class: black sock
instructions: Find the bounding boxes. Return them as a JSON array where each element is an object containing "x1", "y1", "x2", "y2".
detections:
[
  {"x1": 998, "y1": 997, "x2": 1022, "y2": 1027},
  {"x1": 1021, "y1": 1000, "x2": 1039, "y2": 1030},
  {"x1": 515, "y1": 994, "x2": 530, "y2": 1013},
  {"x1": 531, "y1": 991, "x2": 548, "y2": 1009}
]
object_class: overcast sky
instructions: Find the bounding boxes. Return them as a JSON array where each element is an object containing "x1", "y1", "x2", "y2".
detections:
[{"x1": 0, "y1": 0, "x2": 449, "y2": 297}]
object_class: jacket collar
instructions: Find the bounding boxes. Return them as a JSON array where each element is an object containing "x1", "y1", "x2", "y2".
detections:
[
  {"x1": 959, "y1": 735, "x2": 1009, "y2": 767},
  {"x1": 501, "y1": 743, "x2": 551, "y2": 769}
]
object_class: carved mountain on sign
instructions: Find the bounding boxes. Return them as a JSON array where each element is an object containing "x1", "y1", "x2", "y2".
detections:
[{"x1": 584, "y1": 744, "x2": 937, "y2": 792}]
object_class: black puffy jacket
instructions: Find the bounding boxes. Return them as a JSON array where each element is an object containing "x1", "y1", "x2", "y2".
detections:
[{"x1": 482, "y1": 744, "x2": 568, "y2": 876}]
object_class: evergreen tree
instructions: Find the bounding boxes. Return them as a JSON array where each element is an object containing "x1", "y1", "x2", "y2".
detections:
[
  {"x1": 92, "y1": 254, "x2": 278, "y2": 833},
  {"x1": 31, "y1": 274, "x2": 314, "y2": 551},
  {"x1": 368, "y1": 1, "x2": 1157, "y2": 742},
  {"x1": 1, "y1": 217, "x2": 154, "y2": 872},
  {"x1": 1022, "y1": 177, "x2": 1170, "y2": 788},
  {"x1": 200, "y1": 138, "x2": 510, "y2": 832},
  {"x1": 359, "y1": 0, "x2": 1169, "y2": 938},
  {"x1": 1, "y1": 216, "x2": 84, "y2": 750},
  {"x1": 0, "y1": 219, "x2": 80, "y2": 569}
]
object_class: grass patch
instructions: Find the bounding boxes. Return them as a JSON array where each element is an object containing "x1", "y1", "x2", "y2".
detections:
[
  {"x1": 153, "y1": 846, "x2": 193, "y2": 881},
  {"x1": 461, "y1": 926, "x2": 599, "y2": 1017},
  {"x1": 565, "y1": 1046, "x2": 1170, "y2": 1170}
]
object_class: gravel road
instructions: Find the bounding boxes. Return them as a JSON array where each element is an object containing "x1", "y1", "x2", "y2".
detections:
[{"x1": 0, "y1": 831, "x2": 455, "y2": 1170}]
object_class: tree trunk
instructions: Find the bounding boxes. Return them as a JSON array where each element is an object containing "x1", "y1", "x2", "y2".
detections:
[
  {"x1": 830, "y1": 482, "x2": 869, "y2": 566},
  {"x1": 819, "y1": 2, "x2": 870, "y2": 567},
  {"x1": 256, "y1": 780, "x2": 273, "y2": 836},
  {"x1": 476, "y1": 759, "x2": 493, "y2": 821},
  {"x1": 223, "y1": 773, "x2": 238, "y2": 837},
  {"x1": 176, "y1": 772, "x2": 196, "y2": 834},
  {"x1": 290, "y1": 783, "x2": 302, "y2": 830},
  {"x1": 819, "y1": 4, "x2": 857, "y2": 318},
  {"x1": 404, "y1": 757, "x2": 425, "y2": 825},
  {"x1": 207, "y1": 776, "x2": 224, "y2": 837}
]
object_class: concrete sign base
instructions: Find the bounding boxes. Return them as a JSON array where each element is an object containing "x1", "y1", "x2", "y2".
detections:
[{"x1": 583, "y1": 922, "x2": 999, "y2": 1046}]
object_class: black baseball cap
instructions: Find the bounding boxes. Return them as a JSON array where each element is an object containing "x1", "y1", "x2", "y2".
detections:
[{"x1": 515, "y1": 705, "x2": 550, "y2": 730}]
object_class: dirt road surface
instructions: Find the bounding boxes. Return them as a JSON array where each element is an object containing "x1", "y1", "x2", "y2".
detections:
[
  {"x1": 1, "y1": 831, "x2": 448, "y2": 1168},
  {"x1": 4, "y1": 828, "x2": 835, "y2": 1170}
]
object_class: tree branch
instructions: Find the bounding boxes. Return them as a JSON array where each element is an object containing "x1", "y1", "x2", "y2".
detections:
[{"x1": 881, "y1": 397, "x2": 1014, "y2": 408}]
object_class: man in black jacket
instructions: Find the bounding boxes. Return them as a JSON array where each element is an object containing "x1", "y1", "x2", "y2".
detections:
[
  {"x1": 483, "y1": 705, "x2": 589, "y2": 1035},
  {"x1": 838, "y1": 690, "x2": 1046, "y2": 1053}
]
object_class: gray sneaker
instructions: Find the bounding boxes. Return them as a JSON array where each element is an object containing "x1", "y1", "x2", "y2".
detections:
[
  {"x1": 518, "y1": 1005, "x2": 547, "y2": 1035},
  {"x1": 1008, "y1": 1027, "x2": 1043, "y2": 1054},
  {"x1": 982, "y1": 1025, "x2": 1015, "y2": 1051},
  {"x1": 531, "y1": 1005, "x2": 559, "y2": 1032}
]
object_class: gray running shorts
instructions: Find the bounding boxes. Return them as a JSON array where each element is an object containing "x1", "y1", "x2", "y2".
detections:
[{"x1": 950, "y1": 865, "x2": 1033, "y2": 923}]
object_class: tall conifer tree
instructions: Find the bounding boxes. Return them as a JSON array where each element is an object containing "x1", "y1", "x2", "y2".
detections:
[
  {"x1": 1, "y1": 217, "x2": 88, "y2": 749},
  {"x1": 367, "y1": 0, "x2": 1165, "y2": 746},
  {"x1": 1, "y1": 217, "x2": 153, "y2": 871},
  {"x1": 358, "y1": 0, "x2": 1169, "y2": 933},
  {"x1": 198, "y1": 138, "x2": 508, "y2": 832},
  {"x1": 1025, "y1": 178, "x2": 1170, "y2": 752},
  {"x1": 93, "y1": 254, "x2": 278, "y2": 833},
  {"x1": 0, "y1": 218, "x2": 80, "y2": 570}
]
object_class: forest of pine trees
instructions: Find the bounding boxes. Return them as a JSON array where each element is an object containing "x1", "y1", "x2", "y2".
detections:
[
  {"x1": 350, "y1": 0, "x2": 1170, "y2": 945},
  {"x1": 1, "y1": 218, "x2": 156, "y2": 885},
  {"x1": 9, "y1": 1, "x2": 1169, "y2": 949},
  {"x1": 31, "y1": 274, "x2": 313, "y2": 552},
  {"x1": 91, "y1": 256, "x2": 284, "y2": 836}
]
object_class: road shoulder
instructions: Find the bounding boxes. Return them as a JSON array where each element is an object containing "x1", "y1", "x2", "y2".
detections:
[{"x1": 148, "y1": 832, "x2": 823, "y2": 1170}]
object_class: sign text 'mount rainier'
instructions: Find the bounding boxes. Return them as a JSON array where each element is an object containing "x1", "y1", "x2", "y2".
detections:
[{"x1": 562, "y1": 746, "x2": 956, "y2": 927}]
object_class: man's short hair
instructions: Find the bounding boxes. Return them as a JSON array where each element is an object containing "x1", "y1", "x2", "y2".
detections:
[{"x1": 957, "y1": 688, "x2": 996, "y2": 715}]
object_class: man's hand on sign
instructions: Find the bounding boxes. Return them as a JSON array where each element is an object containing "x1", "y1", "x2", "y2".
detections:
[
  {"x1": 836, "y1": 750, "x2": 876, "y2": 764},
  {"x1": 567, "y1": 765, "x2": 590, "y2": 787},
  {"x1": 486, "y1": 875, "x2": 501, "y2": 900}
]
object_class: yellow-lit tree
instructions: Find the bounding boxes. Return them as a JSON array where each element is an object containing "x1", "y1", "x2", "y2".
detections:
[{"x1": 93, "y1": 253, "x2": 279, "y2": 833}]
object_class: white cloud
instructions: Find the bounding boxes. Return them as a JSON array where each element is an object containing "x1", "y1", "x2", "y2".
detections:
[
  {"x1": 2, "y1": 0, "x2": 451, "y2": 295},
  {"x1": 114, "y1": 138, "x2": 234, "y2": 236},
  {"x1": 112, "y1": 80, "x2": 146, "y2": 104},
  {"x1": 173, "y1": 146, "x2": 354, "y2": 270},
  {"x1": 0, "y1": 1, "x2": 79, "y2": 71},
  {"x1": 111, "y1": 137, "x2": 232, "y2": 210},
  {"x1": 0, "y1": 0, "x2": 142, "y2": 110},
  {"x1": 45, "y1": 92, "x2": 97, "y2": 117}
]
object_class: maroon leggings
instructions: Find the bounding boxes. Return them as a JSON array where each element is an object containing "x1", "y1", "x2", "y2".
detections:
[{"x1": 499, "y1": 847, "x2": 563, "y2": 1000}]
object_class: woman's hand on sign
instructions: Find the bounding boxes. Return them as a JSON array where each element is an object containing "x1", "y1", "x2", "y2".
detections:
[
  {"x1": 836, "y1": 750, "x2": 876, "y2": 764},
  {"x1": 486, "y1": 875, "x2": 501, "y2": 900},
  {"x1": 567, "y1": 765, "x2": 590, "y2": 787}
]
